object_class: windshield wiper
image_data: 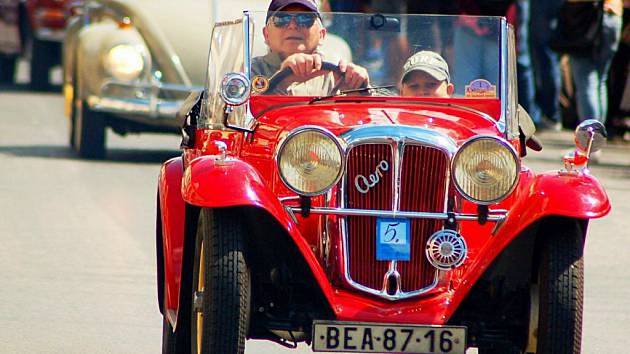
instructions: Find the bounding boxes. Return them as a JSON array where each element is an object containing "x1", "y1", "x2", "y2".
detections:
[{"x1": 308, "y1": 85, "x2": 397, "y2": 104}]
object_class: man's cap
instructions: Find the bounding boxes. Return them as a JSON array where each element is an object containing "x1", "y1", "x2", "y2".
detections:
[
  {"x1": 401, "y1": 51, "x2": 451, "y2": 84},
  {"x1": 266, "y1": 0, "x2": 320, "y2": 21}
]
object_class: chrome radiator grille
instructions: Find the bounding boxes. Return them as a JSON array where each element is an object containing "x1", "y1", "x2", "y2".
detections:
[{"x1": 344, "y1": 143, "x2": 449, "y2": 294}]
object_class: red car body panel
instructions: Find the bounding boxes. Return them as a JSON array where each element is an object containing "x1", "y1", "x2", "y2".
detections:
[
  {"x1": 158, "y1": 157, "x2": 186, "y2": 317},
  {"x1": 160, "y1": 97, "x2": 611, "y2": 326}
]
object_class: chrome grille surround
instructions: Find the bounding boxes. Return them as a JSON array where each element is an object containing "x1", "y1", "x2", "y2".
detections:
[{"x1": 337, "y1": 126, "x2": 457, "y2": 301}]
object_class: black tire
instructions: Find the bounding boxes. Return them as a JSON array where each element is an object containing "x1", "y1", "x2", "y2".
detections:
[
  {"x1": 535, "y1": 223, "x2": 584, "y2": 354},
  {"x1": 162, "y1": 309, "x2": 189, "y2": 353},
  {"x1": 73, "y1": 98, "x2": 106, "y2": 159},
  {"x1": 0, "y1": 55, "x2": 17, "y2": 84},
  {"x1": 29, "y1": 37, "x2": 53, "y2": 91},
  {"x1": 191, "y1": 208, "x2": 251, "y2": 354}
]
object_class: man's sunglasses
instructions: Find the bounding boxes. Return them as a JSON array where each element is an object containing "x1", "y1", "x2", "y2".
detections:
[{"x1": 271, "y1": 13, "x2": 318, "y2": 28}]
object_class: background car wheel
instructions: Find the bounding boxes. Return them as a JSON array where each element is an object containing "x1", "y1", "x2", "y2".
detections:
[
  {"x1": 68, "y1": 65, "x2": 78, "y2": 148},
  {"x1": 535, "y1": 222, "x2": 584, "y2": 354},
  {"x1": 191, "y1": 208, "x2": 251, "y2": 354},
  {"x1": 0, "y1": 55, "x2": 17, "y2": 84},
  {"x1": 29, "y1": 37, "x2": 53, "y2": 91},
  {"x1": 74, "y1": 99, "x2": 106, "y2": 159}
]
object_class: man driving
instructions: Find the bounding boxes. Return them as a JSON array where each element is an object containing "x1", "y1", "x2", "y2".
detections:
[
  {"x1": 253, "y1": 0, "x2": 369, "y2": 95},
  {"x1": 400, "y1": 51, "x2": 454, "y2": 98}
]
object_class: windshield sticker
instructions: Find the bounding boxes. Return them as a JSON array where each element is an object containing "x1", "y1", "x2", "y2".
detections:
[
  {"x1": 465, "y1": 79, "x2": 496, "y2": 98},
  {"x1": 252, "y1": 75, "x2": 269, "y2": 94}
]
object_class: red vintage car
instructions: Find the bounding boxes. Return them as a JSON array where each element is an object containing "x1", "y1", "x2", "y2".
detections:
[{"x1": 156, "y1": 12, "x2": 610, "y2": 354}]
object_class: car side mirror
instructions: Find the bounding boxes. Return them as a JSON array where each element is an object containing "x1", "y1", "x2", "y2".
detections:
[
  {"x1": 517, "y1": 104, "x2": 542, "y2": 156},
  {"x1": 575, "y1": 119, "x2": 607, "y2": 154}
]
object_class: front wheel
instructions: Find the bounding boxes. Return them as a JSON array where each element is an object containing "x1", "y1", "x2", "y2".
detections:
[
  {"x1": 533, "y1": 223, "x2": 584, "y2": 354},
  {"x1": 191, "y1": 208, "x2": 251, "y2": 354}
]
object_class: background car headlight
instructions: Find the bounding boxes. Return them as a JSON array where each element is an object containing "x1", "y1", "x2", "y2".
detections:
[
  {"x1": 104, "y1": 44, "x2": 145, "y2": 82},
  {"x1": 452, "y1": 136, "x2": 519, "y2": 204},
  {"x1": 277, "y1": 128, "x2": 344, "y2": 196}
]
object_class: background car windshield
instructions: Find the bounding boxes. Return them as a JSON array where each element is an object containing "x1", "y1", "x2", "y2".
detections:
[{"x1": 248, "y1": 12, "x2": 502, "y2": 98}]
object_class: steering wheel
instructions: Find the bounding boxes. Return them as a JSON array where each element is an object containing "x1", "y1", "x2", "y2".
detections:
[{"x1": 266, "y1": 61, "x2": 347, "y2": 94}]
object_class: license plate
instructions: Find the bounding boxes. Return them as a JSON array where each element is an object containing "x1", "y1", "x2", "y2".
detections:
[
  {"x1": 376, "y1": 217, "x2": 410, "y2": 261},
  {"x1": 312, "y1": 321, "x2": 466, "y2": 354}
]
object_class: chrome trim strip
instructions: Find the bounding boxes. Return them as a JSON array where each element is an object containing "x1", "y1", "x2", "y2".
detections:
[
  {"x1": 287, "y1": 207, "x2": 506, "y2": 222},
  {"x1": 101, "y1": 80, "x2": 204, "y2": 93},
  {"x1": 87, "y1": 95, "x2": 183, "y2": 119},
  {"x1": 341, "y1": 125, "x2": 457, "y2": 157},
  {"x1": 499, "y1": 18, "x2": 509, "y2": 137},
  {"x1": 90, "y1": 80, "x2": 203, "y2": 118}
]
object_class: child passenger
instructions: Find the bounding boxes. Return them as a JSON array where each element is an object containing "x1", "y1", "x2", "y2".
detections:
[{"x1": 400, "y1": 51, "x2": 454, "y2": 98}]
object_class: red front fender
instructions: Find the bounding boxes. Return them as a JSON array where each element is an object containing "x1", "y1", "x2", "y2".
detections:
[
  {"x1": 157, "y1": 157, "x2": 186, "y2": 325},
  {"x1": 179, "y1": 156, "x2": 336, "y2": 309},
  {"x1": 447, "y1": 169, "x2": 610, "y2": 320},
  {"x1": 509, "y1": 169, "x2": 610, "y2": 223}
]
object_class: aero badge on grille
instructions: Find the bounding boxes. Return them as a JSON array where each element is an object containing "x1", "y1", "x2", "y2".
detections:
[{"x1": 355, "y1": 160, "x2": 389, "y2": 194}]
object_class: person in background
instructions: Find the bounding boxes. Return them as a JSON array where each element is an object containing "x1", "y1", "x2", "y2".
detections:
[
  {"x1": 569, "y1": 0, "x2": 623, "y2": 123},
  {"x1": 400, "y1": 51, "x2": 454, "y2": 98},
  {"x1": 511, "y1": 0, "x2": 542, "y2": 125},
  {"x1": 530, "y1": 0, "x2": 563, "y2": 130}
]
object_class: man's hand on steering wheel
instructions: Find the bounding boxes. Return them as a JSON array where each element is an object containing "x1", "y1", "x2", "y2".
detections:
[
  {"x1": 338, "y1": 59, "x2": 369, "y2": 89},
  {"x1": 280, "y1": 53, "x2": 324, "y2": 78},
  {"x1": 279, "y1": 53, "x2": 369, "y2": 89}
]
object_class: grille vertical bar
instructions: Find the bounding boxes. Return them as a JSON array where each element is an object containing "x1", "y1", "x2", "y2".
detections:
[
  {"x1": 346, "y1": 144, "x2": 392, "y2": 289},
  {"x1": 397, "y1": 145, "x2": 449, "y2": 292}
]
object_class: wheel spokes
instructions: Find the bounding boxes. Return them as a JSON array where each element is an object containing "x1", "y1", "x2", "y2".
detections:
[{"x1": 196, "y1": 241, "x2": 205, "y2": 354}]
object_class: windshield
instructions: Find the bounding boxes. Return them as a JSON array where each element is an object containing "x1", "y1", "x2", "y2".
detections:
[
  {"x1": 201, "y1": 12, "x2": 511, "y2": 130},
  {"x1": 248, "y1": 11, "x2": 503, "y2": 99}
]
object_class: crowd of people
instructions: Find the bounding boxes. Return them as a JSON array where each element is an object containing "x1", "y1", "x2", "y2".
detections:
[{"x1": 319, "y1": 0, "x2": 629, "y2": 137}]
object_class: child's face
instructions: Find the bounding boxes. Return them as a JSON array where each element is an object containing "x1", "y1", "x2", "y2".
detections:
[{"x1": 401, "y1": 71, "x2": 454, "y2": 98}]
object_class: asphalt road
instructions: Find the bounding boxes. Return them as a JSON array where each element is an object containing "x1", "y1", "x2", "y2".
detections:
[{"x1": 0, "y1": 90, "x2": 628, "y2": 353}]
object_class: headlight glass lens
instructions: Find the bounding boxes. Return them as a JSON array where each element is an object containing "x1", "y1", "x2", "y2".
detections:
[
  {"x1": 453, "y1": 137, "x2": 518, "y2": 204},
  {"x1": 104, "y1": 44, "x2": 144, "y2": 81},
  {"x1": 278, "y1": 129, "x2": 343, "y2": 196}
]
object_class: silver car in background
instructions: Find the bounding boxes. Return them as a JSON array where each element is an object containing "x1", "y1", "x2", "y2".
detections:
[{"x1": 62, "y1": 0, "x2": 212, "y2": 159}]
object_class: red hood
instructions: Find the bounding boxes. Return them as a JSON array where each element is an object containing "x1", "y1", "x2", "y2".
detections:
[{"x1": 252, "y1": 98, "x2": 502, "y2": 145}]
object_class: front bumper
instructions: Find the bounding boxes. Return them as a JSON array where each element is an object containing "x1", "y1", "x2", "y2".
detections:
[
  {"x1": 87, "y1": 80, "x2": 203, "y2": 123},
  {"x1": 34, "y1": 28, "x2": 65, "y2": 42}
]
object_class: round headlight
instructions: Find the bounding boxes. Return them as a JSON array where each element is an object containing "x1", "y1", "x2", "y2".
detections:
[
  {"x1": 104, "y1": 44, "x2": 145, "y2": 82},
  {"x1": 277, "y1": 127, "x2": 344, "y2": 196},
  {"x1": 452, "y1": 136, "x2": 519, "y2": 204},
  {"x1": 220, "y1": 72, "x2": 250, "y2": 106}
]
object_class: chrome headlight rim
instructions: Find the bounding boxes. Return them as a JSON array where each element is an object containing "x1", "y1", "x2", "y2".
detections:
[
  {"x1": 220, "y1": 72, "x2": 251, "y2": 106},
  {"x1": 276, "y1": 126, "x2": 345, "y2": 197},
  {"x1": 451, "y1": 135, "x2": 520, "y2": 205},
  {"x1": 103, "y1": 43, "x2": 147, "y2": 82}
]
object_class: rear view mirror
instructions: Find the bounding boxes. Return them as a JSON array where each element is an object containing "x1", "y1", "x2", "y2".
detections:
[
  {"x1": 575, "y1": 119, "x2": 607, "y2": 154},
  {"x1": 366, "y1": 14, "x2": 401, "y2": 32}
]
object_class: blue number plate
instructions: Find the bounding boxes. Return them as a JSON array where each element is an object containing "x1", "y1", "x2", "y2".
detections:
[{"x1": 376, "y1": 218, "x2": 410, "y2": 261}]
